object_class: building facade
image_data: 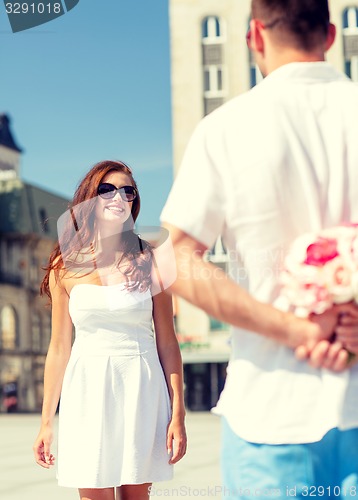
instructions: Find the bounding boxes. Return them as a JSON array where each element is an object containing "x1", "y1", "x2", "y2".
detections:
[
  {"x1": 169, "y1": 0, "x2": 358, "y2": 409},
  {"x1": 0, "y1": 114, "x2": 68, "y2": 413}
]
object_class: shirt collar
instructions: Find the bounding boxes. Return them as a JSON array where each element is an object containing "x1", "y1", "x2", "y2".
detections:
[{"x1": 262, "y1": 61, "x2": 349, "y2": 85}]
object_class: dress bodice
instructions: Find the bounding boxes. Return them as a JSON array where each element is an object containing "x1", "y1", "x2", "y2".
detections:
[{"x1": 68, "y1": 283, "x2": 155, "y2": 356}]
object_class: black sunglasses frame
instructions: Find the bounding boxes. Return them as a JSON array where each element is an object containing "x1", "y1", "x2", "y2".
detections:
[{"x1": 97, "y1": 183, "x2": 137, "y2": 202}]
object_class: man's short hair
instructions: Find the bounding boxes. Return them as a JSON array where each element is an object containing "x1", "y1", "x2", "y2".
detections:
[{"x1": 251, "y1": 0, "x2": 330, "y2": 50}]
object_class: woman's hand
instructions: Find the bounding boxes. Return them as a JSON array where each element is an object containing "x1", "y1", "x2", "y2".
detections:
[
  {"x1": 33, "y1": 424, "x2": 55, "y2": 468},
  {"x1": 166, "y1": 416, "x2": 187, "y2": 465}
]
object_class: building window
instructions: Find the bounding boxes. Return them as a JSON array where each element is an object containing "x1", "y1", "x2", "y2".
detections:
[
  {"x1": 209, "y1": 316, "x2": 229, "y2": 331},
  {"x1": 1, "y1": 305, "x2": 18, "y2": 350},
  {"x1": 32, "y1": 313, "x2": 41, "y2": 352},
  {"x1": 247, "y1": 19, "x2": 263, "y2": 88},
  {"x1": 204, "y1": 66, "x2": 225, "y2": 93},
  {"x1": 29, "y1": 256, "x2": 39, "y2": 284},
  {"x1": 6, "y1": 240, "x2": 14, "y2": 268},
  {"x1": 207, "y1": 237, "x2": 227, "y2": 261},
  {"x1": 39, "y1": 208, "x2": 50, "y2": 233},
  {"x1": 0, "y1": 240, "x2": 22, "y2": 286},
  {"x1": 202, "y1": 16, "x2": 223, "y2": 40},
  {"x1": 249, "y1": 54, "x2": 263, "y2": 88},
  {"x1": 202, "y1": 16, "x2": 226, "y2": 115},
  {"x1": 343, "y1": 7, "x2": 358, "y2": 81},
  {"x1": 343, "y1": 6, "x2": 358, "y2": 29}
]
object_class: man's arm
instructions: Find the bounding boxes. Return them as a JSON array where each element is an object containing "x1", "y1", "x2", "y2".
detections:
[{"x1": 162, "y1": 223, "x2": 348, "y2": 369}]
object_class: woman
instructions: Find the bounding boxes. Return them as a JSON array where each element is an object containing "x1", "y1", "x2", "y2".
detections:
[{"x1": 33, "y1": 160, "x2": 187, "y2": 500}]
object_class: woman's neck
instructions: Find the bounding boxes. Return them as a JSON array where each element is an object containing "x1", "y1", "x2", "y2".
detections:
[{"x1": 92, "y1": 224, "x2": 127, "y2": 259}]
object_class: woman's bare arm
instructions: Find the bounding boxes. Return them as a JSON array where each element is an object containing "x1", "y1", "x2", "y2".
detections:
[
  {"x1": 33, "y1": 270, "x2": 73, "y2": 468},
  {"x1": 152, "y1": 291, "x2": 187, "y2": 464}
]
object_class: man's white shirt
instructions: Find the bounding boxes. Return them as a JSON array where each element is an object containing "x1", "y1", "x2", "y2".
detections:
[{"x1": 161, "y1": 62, "x2": 358, "y2": 444}]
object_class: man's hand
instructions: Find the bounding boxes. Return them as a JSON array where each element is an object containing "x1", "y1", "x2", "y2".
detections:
[
  {"x1": 295, "y1": 340, "x2": 349, "y2": 372},
  {"x1": 295, "y1": 302, "x2": 358, "y2": 371},
  {"x1": 335, "y1": 303, "x2": 358, "y2": 355}
]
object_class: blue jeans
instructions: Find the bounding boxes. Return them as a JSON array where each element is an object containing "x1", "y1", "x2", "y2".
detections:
[{"x1": 221, "y1": 418, "x2": 358, "y2": 499}]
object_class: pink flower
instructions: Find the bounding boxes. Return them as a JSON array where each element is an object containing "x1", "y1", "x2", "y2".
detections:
[
  {"x1": 277, "y1": 224, "x2": 358, "y2": 316},
  {"x1": 304, "y1": 237, "x2": 339, "y2": 266}
]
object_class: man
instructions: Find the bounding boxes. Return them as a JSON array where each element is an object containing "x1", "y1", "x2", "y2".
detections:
[{"x1": 161, "y1": 0, "x2": 358, "y2": 497}]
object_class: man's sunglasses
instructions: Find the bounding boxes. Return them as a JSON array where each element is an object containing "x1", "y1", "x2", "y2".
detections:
[{"x1": 97, "y1": 183, "x2": 137, "y2": 202}]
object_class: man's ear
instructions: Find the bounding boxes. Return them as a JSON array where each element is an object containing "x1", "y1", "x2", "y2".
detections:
[
  {"x1": 325, "y1": 22, "x2": 336, "y2": 51},
  {"x1": 250, "y1": 19, "x2": 265, "y2": 54}
]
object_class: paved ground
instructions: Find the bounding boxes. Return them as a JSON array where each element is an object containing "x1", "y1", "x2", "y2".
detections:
[{"x1": 0, "y1": 411, "x2": 222, "y2": 499}]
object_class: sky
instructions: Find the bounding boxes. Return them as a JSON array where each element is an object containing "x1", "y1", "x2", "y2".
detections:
[{"x1": 0, "y1": 0, "x2": 173, "y2": 227}]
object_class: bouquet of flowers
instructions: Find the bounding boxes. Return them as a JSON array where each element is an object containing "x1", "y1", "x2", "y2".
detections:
[{"x1": 276, "y1": 225, "x2": 358, "y2": 318}]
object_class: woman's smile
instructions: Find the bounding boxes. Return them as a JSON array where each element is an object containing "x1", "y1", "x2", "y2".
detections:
[{"x1": 105, "y1": 204, "x2": 126, "y2": 215}]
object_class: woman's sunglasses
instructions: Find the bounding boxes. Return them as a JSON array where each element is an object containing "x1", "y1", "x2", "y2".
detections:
[{"x1": 97, "y1": 183, "x2": 137, "y2": 202}]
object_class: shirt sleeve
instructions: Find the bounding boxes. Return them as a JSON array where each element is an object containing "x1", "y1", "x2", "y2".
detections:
[{"x1": 160, "y1": 119, "x2": 226, "y2": 249}]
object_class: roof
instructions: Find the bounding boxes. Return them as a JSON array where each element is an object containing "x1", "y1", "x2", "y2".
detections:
[
  {"x1": 0, "y1": 114, "x2": 22, "y2": 153},
  {"x1": 0, "y1": 179, "x2": 69, "y2": 240}
]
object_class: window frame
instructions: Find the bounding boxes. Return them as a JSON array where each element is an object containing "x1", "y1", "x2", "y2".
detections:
[
  {"x1": 202, "y1": 15, "x2": 226, "y2": 43},
  {"x1": 0, "y1": 305, "x2": 19, "y2": 350}
]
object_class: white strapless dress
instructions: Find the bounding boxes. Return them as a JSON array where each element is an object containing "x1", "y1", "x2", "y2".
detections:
[{"x1": 56, "y1": 283, "x2": 173, "y2": 488}]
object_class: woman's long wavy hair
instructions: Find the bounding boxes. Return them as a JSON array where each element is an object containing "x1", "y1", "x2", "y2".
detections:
[{"x1": 40, "y1": 160, "x2": 153, "y2": 300}]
